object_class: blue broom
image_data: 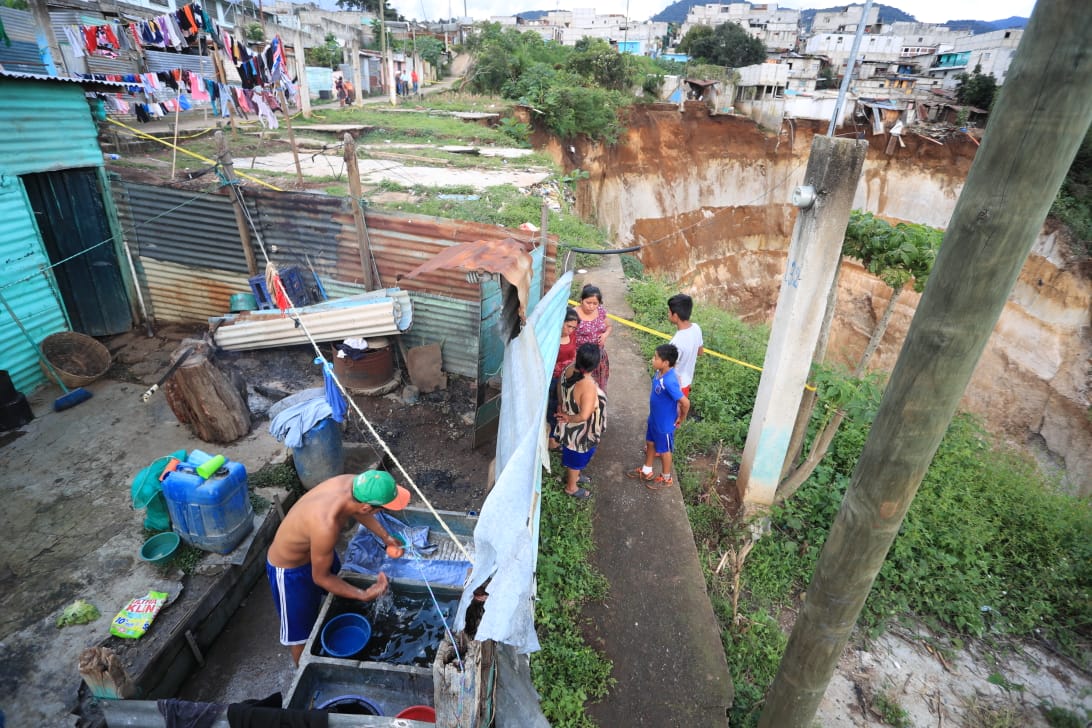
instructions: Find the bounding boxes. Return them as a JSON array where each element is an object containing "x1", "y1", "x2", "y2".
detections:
[{"x1": 0, "y1": 290, "x2": 93, "y2": 411}]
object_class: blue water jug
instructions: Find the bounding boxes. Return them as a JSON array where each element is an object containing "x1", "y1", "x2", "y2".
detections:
[
  {"x1": 292, "y1": 417, "x2": 344, "y2": 489},
  {"x1": 162, "y1": 453, "x2": 254, "y2": 554}
]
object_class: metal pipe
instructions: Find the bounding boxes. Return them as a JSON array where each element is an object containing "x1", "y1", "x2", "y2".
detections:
[{"x1": 827, "y1": 0, "x2": 874, "y2": 136}]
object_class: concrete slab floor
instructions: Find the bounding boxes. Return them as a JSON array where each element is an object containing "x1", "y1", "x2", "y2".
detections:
[{"x1": 0, "y1": 367, "x2": 286, "y2": 725}]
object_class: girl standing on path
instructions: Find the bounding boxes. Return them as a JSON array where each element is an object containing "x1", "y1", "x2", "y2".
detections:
[
  {"x1": 573, "y1": 284, "x2": 612, "y2": 391},
  {"x1": 554, "y1": 344, "x2": 606, "y2": 499},
  {"x1": 547, "y1": 307, "x2": 580, "y2": 448}
]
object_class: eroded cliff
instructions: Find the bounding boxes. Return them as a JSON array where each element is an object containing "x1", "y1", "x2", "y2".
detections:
[{"x1": 551, "y1": 103, "x2": 1091, "y2": 491}]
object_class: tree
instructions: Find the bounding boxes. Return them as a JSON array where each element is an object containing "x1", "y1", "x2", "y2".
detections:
[
  {"x1": 305, "y1": 33, "x2": 342, "y2": 70},
  {"x1": 816, "y1": 65, "x2": 837, "y2": 90},
  {"x1": 677, "y1": 22, "x2": 766, "y2": 68},
  {"x1": 336, "y1": 0, "x2": 402, "y2": 22},
  {"x1": 566, "y1": 38, "x2": 637, "y2": 91},
  {"x1": 776, "y1": 211, "x2": 941, "y2": 503},
  {"x1": 955, "y1": 64, "x2": 998, "y2": 109}
]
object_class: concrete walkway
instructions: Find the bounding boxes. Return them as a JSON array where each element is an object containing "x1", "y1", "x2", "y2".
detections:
[{"x1": 577, "y1": 257, "x2": 734, "y2": 727}]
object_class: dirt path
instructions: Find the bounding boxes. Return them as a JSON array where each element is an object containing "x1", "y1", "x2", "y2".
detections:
[{"x1": 575, "y1": 257, "x2": 734, "y2": 727}]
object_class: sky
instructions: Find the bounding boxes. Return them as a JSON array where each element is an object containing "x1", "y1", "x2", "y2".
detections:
[{"x1": 379, "y1": 0, "x2": 1037, "y2": 26}]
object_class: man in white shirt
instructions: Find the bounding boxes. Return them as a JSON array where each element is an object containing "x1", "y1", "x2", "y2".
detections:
[{"x1": 668, "y1": 293, "x2": 704, "y2": 397}]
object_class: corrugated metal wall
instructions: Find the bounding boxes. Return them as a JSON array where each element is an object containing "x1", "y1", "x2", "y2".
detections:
[
  {"x1": 0, "y1": 178, "x2": 68, "y2": 392},
  {"x1": 0, "y1": 79, "x2": 104, "y2": 175},
  {"x1": 109, "y1": 179, "x2": 559, "y2": 380},
  {"x1": 0, "y1": 7, "x2": 48, "y2": 74}
]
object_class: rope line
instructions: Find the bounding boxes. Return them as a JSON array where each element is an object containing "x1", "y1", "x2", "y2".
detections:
[{"x1": 568, "y1": 299, "x2": 820, "y2": 391}]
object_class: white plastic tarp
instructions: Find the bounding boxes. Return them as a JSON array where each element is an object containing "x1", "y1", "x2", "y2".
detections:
[{"x1": 452, "y1": 272, "x2": 573, "y2": 652}]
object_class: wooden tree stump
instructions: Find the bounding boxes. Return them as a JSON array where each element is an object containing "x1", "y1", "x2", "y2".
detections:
[{"x1": 164, "y1": 341, "x2": 251, "y2": 444}]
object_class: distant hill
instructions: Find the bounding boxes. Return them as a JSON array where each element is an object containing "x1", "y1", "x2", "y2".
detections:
[{"x1": 943, "y1": 16, "x2": 1029, "y2": 34}]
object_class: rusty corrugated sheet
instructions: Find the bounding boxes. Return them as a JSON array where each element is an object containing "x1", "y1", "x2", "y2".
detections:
[
  {"x1": 139, "y1": 257, "x2": 250, "y2": 323},
  {"x1": 400, "y1": 237, "x2": 535, "y2": 318}
]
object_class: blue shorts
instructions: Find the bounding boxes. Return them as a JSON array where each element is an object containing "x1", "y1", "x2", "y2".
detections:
[
  {"x1": 645, "y1": 420, "x2": 675, "y2": 455},
  {"x1": 267, "y1": 552, "x2": 341, "y2": 645},
  {"x1": 562, "y1": 446, "x2": 596, "y2": 471}
]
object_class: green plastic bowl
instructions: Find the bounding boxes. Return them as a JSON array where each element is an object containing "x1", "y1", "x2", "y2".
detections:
[
  {"x1": 230, "y1": 292, "x2": 258, "y2": 312},
  {"x1": 140, "y1": 532, "x2": 181, "y2": 564}
]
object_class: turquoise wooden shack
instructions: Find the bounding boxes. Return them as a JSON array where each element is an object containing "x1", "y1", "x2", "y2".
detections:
[{"x1": 0, "y1": 71, "x2": 134, "y2": 393}]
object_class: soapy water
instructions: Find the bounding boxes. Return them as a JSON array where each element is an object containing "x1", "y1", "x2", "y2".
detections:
[
  {"x1": 360, "y1": 590, "x2": 459, "y2": 667},
  {"x1": 320, "y1": 589, "x2": 459, "y2": 666}
]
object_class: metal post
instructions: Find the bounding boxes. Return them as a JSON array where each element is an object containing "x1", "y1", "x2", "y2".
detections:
[{"x1": 826, "y1": 0, "x2": 873, "y2": 136}]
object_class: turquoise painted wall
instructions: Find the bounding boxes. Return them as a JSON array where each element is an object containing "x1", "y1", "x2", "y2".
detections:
[{"x1": 0, "y1": 78, "x2": 104, "y2": 393}]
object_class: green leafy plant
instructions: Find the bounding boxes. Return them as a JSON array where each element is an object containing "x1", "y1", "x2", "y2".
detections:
[
  {"x1": 531, "y1": 467, "x2": 614, "y2": 726},
  {"x1": 872, "y1": 691, "x2": 912, "y2": 728}
]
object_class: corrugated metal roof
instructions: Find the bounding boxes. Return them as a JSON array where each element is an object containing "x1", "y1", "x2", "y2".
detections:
[
  {"x1": 0, "y1": 8, "x2": 47, "y2": 73},
  {"x1": 0, "y1": 68, "x2": 130, "y2": 89},
  {"x1": 85, "y1": 55, "x2": 141, "y2": 76},
  {"x1": 212, "y1": 290, "x2": 411, "y2": 351},
  {"x1": 143, "y1": 49, "x2": 218, "y2": 75},
  {"x1": 0, "y1": 178, "x2": 68, "y2": 392},
  {"x1": 0, "y1": 80, "x2": 107, "y2": 174}
]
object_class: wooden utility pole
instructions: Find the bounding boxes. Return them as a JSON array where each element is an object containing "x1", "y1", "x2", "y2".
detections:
[
  {"x1": 343, "y1": 134, "x2": 375, "y2": 290},
  {"x1": 758, "y1": 2, "x2": 1092, "y2": 725},
  {"x1": 737, "y1": 135, "x2": 867, "y2": 506},
  {"x1": 278, "y1": 91, "x2": 305, "y2": 186},
  {"x1": 215, "y1": 131, "x2": 258, "y2": 276}
]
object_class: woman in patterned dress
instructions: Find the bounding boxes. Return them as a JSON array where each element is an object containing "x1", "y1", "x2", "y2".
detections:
[{"x1": 573, "y1": 284, "x2": 612, "y2": 392}]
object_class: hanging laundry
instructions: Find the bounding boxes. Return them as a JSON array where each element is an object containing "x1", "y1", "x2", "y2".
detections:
[
  {"x1": 188, "y1": 72, "x2": 211, "y2": 101},
  {"x1": 234, "y1": 87, "x2": 255, "y2": 114},
  {"x1": 0, "y1": 15, "x2": 9, "y2": 47},
  {"x1": 322, "y1": 361, "x2": 347, "y2": 423},
  {"x1": 252, "y1": 92, "x2": 278, "y2": 130},
  {"x1": 62, "y1": 26, "x2": 85, "y2": 57}
]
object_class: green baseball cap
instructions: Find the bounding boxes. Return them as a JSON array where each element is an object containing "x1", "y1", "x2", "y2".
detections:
[{"x1": 352, "y1": 470, "x2": 411, "y2": 510}]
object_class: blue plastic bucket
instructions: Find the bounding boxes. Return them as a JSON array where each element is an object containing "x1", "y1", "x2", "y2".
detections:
[
  {"x1": 321, "y1": 613, "x2": 371, "y2": 658},
  {"x1": 292, "y1": 417, "x2": 344, "y2": 489},
  {"x1": 315, "y1": 694, "x2": 382, "y2": 715}
]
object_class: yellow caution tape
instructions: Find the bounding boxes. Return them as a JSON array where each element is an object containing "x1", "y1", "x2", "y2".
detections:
[
  {"x1": 569, "y1": 299, "x2": 817, "y2": 392},
  {"x1": 105, "y1": 118, "x2": 284, "y2": 192}
]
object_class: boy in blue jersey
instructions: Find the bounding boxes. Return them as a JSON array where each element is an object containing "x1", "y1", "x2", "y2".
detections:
[{"x1": 626, "y1": 343, "x2": 690, "y2": 489}]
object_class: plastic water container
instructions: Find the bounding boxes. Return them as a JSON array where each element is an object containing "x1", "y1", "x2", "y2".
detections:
[
  {"x1": 292, "y1": 417, "x2": 344, "y2": 489},
  {"x1": 162, "y1": 451, "x2": 254, "y2": 554}
]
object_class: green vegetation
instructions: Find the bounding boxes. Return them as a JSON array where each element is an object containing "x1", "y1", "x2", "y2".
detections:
[
  {"x1": 624, "y1": 276, "x2": 1092, "y2": 726},
  {"x1": 531, "y1": 465, "x2": 614, "y2": 727},
  {"x1": 955, "y1": 64, "x2": 999, "y2": 110},
  {"x1": 306, "y1": 33, "x2": 343, "y2": 70},
  {"x1": 676, "y1": 22, "x2": 767, "y2": 68},
  {"x1": 466, "y1": 25, "x2": 641, "y2": 142},
  {"x1": 1050, "y1": 126, "x2": 1091, "y2": 256},
  {"x1": 872, "y1": 691, "x2": 912, "y2": 728},
  {"x1": 297, "y1": 106, "x2": 518, "y2": 147}
]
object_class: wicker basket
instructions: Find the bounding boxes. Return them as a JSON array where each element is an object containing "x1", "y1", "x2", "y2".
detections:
[{"x1": 39, "y1": 332, "x2": 112, "y2": 388}]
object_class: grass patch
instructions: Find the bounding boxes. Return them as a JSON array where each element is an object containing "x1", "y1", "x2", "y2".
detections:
[{"x1": 530, "y1": 464, "x2": 614, "y2": 727}]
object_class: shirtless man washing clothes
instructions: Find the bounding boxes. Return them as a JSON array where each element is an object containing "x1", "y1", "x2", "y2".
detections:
[{"x1": 266, "y1": 470, "x2": 411, "y2": 664}]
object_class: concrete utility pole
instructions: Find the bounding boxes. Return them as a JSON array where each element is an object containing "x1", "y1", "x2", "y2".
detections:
[
  {"x1": 737, "y1": 135, "x2": 867, "y2": 506},
  {"x1": 758, "y1": 1, "x2": 1092, "y2": 725},
  {"x1": 293, "y1": 30, "x2": 312, "y2": 119},
  {"x1": 351, "y1": 39, "x2": 364, "y2": 108}
]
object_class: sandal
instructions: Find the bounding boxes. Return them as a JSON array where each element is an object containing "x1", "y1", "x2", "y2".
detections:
[
  {"x1": 577, "y1": 474, "x2": 592, "y2": 485},
  {"x1": 625, "y1": 467, "x2": 654, "y2": 482},
  {"x1": 646, "y1": 475, "x2": 674, "y2": 491},
  {"x1": 567, "y1": 487, "x2": 591, "y2": 499}
]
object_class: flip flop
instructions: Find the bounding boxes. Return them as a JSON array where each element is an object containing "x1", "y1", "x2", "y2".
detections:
[
  {"x1": 577, "y1": 474, "x2": 592, "y2": 485},
  {"x1": 567, "y1": 487, "x2": 591, "y2": 499}
]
